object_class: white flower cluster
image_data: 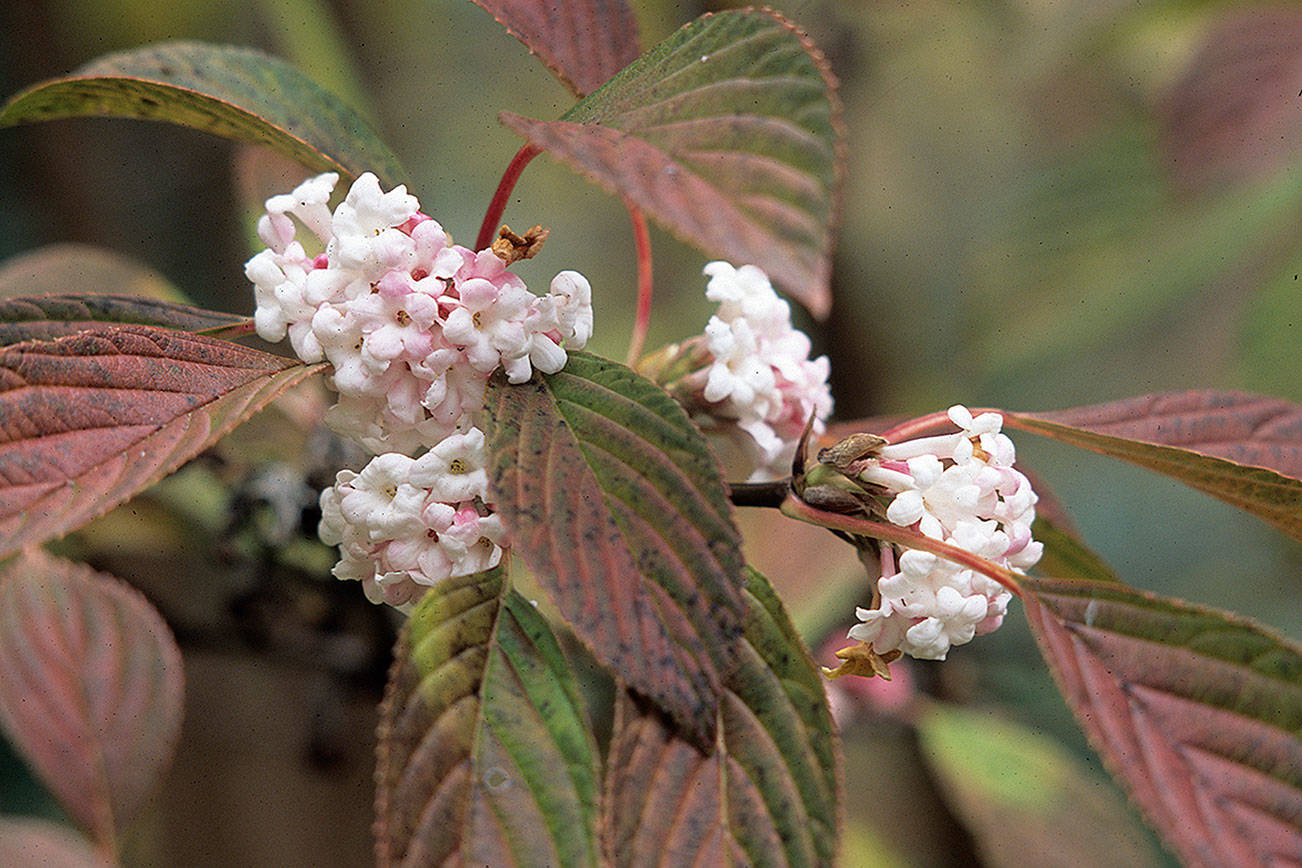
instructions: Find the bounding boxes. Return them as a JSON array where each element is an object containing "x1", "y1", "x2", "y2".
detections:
[
  {"x1": 246, "y1": 171, "x2": 592, "y2": 455},
  {"x1": 318, "y1": 430, "x2": 506, "y2": 607},
  {"x1": 849, "y1": 406, "x2": 1042, "y2": 660},
  {"x1": 246, "y1": 172, "x2": 592, "y2": 608},
  {"x1": 699, "y1": 262, "x2": 832, "y2": 479}
]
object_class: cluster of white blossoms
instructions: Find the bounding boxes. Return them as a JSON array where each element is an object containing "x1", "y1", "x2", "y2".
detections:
[
  {"x1": 246, "y1": 172, "x2": 592, "y2": 607},
  {"x1": 246, "y1": 171, "x2": 592, "y2": 455},
  {"x1": 317, "y1": 431, "x2": 506, "y2": 608},
  {"x1": 698, "y1": 262, "x2": 832, "y2": 479},
  {"x1": 849, "y1": 406, "x2": 1042, "y2": 660}
]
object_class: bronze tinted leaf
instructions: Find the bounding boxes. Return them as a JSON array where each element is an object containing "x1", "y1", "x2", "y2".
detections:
[
  {"x1": 603, "y1": 568, "x2": 839, "y2": 867},
  {"x1": 465, "y1": 0, "x2": 640, "y2": 97},
  {"x1": 0, "y1": 550, "x2": 183, "y2": 845},
  {"x1": 1008, "y1": 391, "x2": 1302, "y2": 540},
  {"x1": 1022, "y1": 576, "x2": 1302, "y2": 866},
  {"x1": 0, "y1": 294, "x2": 247, "y2": 347},
  {"x1": 501, "y1": 9, "x2": 842, "y2": 317},
  {"x1": 1, "y1": 41, "x2": 407, "y2": 187},
  {"x1": 483, "y1": 353, "x2": 747, "y2": 747},
  {"x1": 375, "y1": 568, "x2": 601, "y2": 867},
  {"x1": 0, "y1": 325, "x2": 320, "y2": 557}
]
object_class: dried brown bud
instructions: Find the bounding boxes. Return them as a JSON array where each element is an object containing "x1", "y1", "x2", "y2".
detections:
[
  {"x1": 821, "y1": 641, "x2": 901, "y2": 680},
  {"x1": 491, "y1": 224, "x2": 550, "y2": 264},
  {"x1": 818, "y1": 433, "x2": 888, "y2": 470}
]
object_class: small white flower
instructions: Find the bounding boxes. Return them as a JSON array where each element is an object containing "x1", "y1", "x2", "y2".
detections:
[
  {"x1": 329, "y1": 173, "x2": 420, "y2": 276},
  {"x1": 539, "y1": 270, "x2": 594, "y2": 347},
  {"x1": 411, "y1": 427, "x2": 490, "y2": 503},
  {"x1": 336, "y1": 454, "x2": 425, "y2": 539},
  {"x1": 443, "y1": 264, "x2": 533, "y2": 375},
  {"x1": 262, "y1": 171, "x2": 338, "y2": 247}
]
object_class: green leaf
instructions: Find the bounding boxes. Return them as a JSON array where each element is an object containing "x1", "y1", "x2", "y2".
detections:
[
  {"x1": 1021, "y1": 575, "x2": 1302, "y2": 866},
  {"x1": 374, "y1": 567, "x2": 601, "y2": 867},
  {"x1": 500, "y1": 8, "x2": 842, "y2": 317},
  {"x1": 1006, "y1": 391, "x2": 1302, "y2": 541},
  {"x1": 916, "y1": 702, "x2": 1163, "y2": 868},
  {"x1": 1, "y1": 41, "x2": 408, "y2": 188},
  {"x1": 484, "y1": 352, "x2": 746, "y2": 747},
  {"x1": 0, "y1": 550, "x2": 184, "y2": 848},
  {"x1": 0, "y1": 325, "x2": 322, "y2": 558},
  {"x1": 603, "y1": 567, "x2": 840, "y2": 867}
]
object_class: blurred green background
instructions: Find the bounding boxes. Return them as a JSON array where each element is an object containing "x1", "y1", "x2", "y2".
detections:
[{"x1": 1, "y1": 0, "x2": 1299, "y2": 864}]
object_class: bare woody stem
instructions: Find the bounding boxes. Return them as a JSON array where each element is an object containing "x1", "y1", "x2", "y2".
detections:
[
  {"x1": 623, "y1": 200, "x2": 654, "y2": 366},
  {"x1": 726, "y1": 479, "x2": 791, "y2": 508},
  {"x1": 476, "y1": 144, "x2": 543, "y2": 251},
  {"x1": 779, "y1": 494, "x2": 1022, "y2": 597}
]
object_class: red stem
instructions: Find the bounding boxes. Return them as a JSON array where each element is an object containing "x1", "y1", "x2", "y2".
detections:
[
  {"x1": 779, "y1": 494, "x2": 1022, "y2": 597},
  {"x1": 476, "y1": 144, "x2": 542, "y2": 251},
  {"x1": 624, "y1": 200, "x2": 654, "y2": 365},
  {"x1": 877, "y1": 406, "x2": 1005, "y2": 443}
]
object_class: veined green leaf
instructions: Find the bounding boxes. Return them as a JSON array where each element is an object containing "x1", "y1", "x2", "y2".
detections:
[
  {"x1": 375, "y1": 567, "x2": 601, "y2": 867},
  {"x1": 483, "y1": 352, "x2": 747, "y2": 748},
  {"x1": 1, "y1": 41, "x2": 407, "y2": 188},
  {"x1": 501, "y1": 8, "x2": 842, "y2": 317},
  {"x1": 1021, "y1": 575, "x2": 1302, "y2": 866}
]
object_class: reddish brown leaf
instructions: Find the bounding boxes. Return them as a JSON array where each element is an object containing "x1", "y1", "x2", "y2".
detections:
[
  {"x1": 603, "y1": 568, "x2": 839, "y2": 867},
  {"x1": 484, "y1": 354, "x2": 747, "y2": 748},
  {"x1": 603, "y1": 699, "x2": 738, "y2": 866},
  {"x1": 467, "y1": 0, "x2": 640, "y2": 97},
  {"x1": 1007, "y1": 391, "x2": 1302, "y2": 540},
  {"x1": 0, "y1": 244, "x2": 248, "y2": 345},
  {"x1": 1021, "y1": 576, "x2": 1302, "y2": 867},
  {"x1": 0, "y1": 294, "x2": 248, "y2": 346},
  {"x1": 0, "y1": 818, "x2": 108, "y2": 868},
  {"x1": 1161, "y1": 9, "x2": 1302, "y2": 191},
  {"x1": 501, "y1": 8, "x2": 843, "y2": 318},
  {"x1": 0, "y1": 550, "x2": 184, "y2": 847},
  {"x1": 0, "y1": 325, "x2": 321, "y2": 557},
  {"x1": 1022, "y1": 391, "x2": 1302, "y2": 476}
]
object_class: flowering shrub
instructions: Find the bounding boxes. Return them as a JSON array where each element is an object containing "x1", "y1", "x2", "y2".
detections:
[{"x1": 0, "y1": 2, "x2": 1299, "y2": 866}]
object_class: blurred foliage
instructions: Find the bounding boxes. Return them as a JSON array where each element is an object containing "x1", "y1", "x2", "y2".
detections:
[{"x1": 1, "y1": 0, "x2": 1299, "y2": 864}]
